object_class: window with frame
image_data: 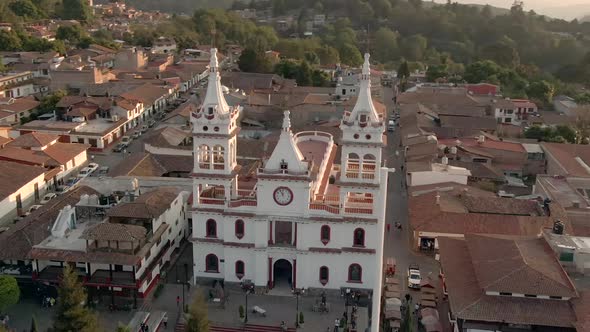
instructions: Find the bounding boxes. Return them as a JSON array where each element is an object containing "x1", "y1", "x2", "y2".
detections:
[
  {"x1": 348, "y1": 264, "x2": 362, "y2": 282},
  {"x1": 235, "y1": 219, "x2": 245, "y2": 239},
  {"x1": 206, "y1": 219, "x2": 217, "y2": 238},
  {"x1": 235, "y1": 260, "x2": 245, "y2": 279},
  {"x1": 353, "y1": 228, "x2": 365, "y2": 247},
  {"x1": 205, "y1": 254, "x2": 219, "y2": 272},
  {"x1": 320, "y1": 225, "x2": 330, "y2": 245},
  {"x1": 319, "y1": 266, "x2": 329, "y2": 285}
]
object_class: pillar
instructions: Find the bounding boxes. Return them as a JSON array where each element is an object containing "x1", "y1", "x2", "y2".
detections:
[
  {"x1": 292, "y1": 259, "x2": 297, "y2": 289},
  {"x1": 268, "y1": 257, "x2": 273, "y2": 289}
]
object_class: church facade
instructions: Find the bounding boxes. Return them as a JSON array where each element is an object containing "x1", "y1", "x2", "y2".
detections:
[{"x1": 191, "y1": 49, "x2": 388, "y2": 309}]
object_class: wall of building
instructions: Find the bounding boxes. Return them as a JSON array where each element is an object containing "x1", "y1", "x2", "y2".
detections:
[
  {"x1": 408, "y1": 171, "x2": 469, "y2": 187},
  {"x1": 60, "y1": 150, "x2": 88, "y2": 179},
  {"x1": 50, "y1": 67, "x2": 106, "y2": 90},
  {"x1": 144, "y1": 144, "x2": 192, "y2": 156},
  {"x1": 0, "y1": 171, "x2": 46, "y2": 221}
]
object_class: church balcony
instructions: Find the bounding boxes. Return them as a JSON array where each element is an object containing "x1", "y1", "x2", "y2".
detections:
[
  {"x1": 258, "y1": 168, "x2": 310, "y2": 177},
  {"x1": 199, "y1": 197, "x2": 225, "y2": 205},
  {"x1": 294, "y1": 131, "x2": 333, "y2": 144},
  {"x1": 228, "y1": 189, "x2": 257, "y2": 208}
]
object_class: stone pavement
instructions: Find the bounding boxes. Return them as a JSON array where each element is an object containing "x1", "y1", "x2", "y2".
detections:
[{"x1": 206, "y1": 288, "x2": 369, "y2": 332}]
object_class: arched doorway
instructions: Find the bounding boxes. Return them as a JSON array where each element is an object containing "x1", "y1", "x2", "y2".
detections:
[{"x1": 273, "y1": 259, "x2": 292, "y2": 289}]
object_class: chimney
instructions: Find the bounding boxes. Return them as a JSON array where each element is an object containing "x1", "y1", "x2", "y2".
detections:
[
  {"x1": 435, "y1": 191, "x2": 441, "y2": 205},
  {"x1": 552, "y1": 220, "x2": 564, "y2": 235},
  {"x1": 477, "y1": 135, "x2": 485, "y2": 144}
]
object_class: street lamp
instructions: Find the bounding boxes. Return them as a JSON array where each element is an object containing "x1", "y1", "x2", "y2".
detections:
[
  {"x1": 344, "y1": 288, "x2": 351, "y2": 327},
  {"x1": 242, "y1": 282, "x2": 254, "y2": 324},
  {"x1": 177, "y1": 279, "x2": 186, "y2": 311},
  {"x1": 293, "y1": 288, "x2": 305, "y2": 328}
]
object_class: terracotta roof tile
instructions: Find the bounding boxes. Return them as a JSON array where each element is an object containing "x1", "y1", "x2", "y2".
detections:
[
  {"x1": 82, "y1": 222, "x2": 147, "y2": 242},
  {"x1": 7, "y1": 132, "x2": 58, "y2": 148},
  {"x1": 107, "y1": 187, "x2": 181, "y2": 219},
  {"x1": 542, "y1": 142, "x2": 590, "y2": 177}
]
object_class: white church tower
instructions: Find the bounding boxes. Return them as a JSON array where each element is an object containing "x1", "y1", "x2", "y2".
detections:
[
  {"x1": 340, "y1": 53, "x2": 385, "y2": 185},
  {"x1": 191, "y1": 48, "x2": 242, "y2": 206}
]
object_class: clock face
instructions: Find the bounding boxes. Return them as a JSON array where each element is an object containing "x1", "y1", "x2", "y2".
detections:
[{"x1": 273, "y1": 187, "x2": 293, "y2": 206}]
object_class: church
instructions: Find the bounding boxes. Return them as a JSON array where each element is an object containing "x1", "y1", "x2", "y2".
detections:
[{"x1": 191, "y1": 49, "x2": 388, "y2": 306}]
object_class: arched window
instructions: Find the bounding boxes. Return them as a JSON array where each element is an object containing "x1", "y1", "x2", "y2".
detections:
[
  {"x1": 348, "y1": 264, "x2": 362, "y2": 282},
  {"x1": 319, "y1": 266, "x2": 329, "y2": 285},
  {"x1": 320, "y1": 225, "x2": 330, "y2": 245},
  {"x1": 235, "y1": 260, "x2": 245, "y2": 279},
  {"x1": 353, "y1": 228, "x2": 365, "y2": 247},
  {"x1": 206, "y1": 219, "x2": 217, "y2": 238},
  {"x1": 205, "y1": 254, "x2": 219, "y2": 272},
  {"x1": 235, "y1": 219, "x2": 245, "y2": 239},
  {"x1": 198, "y1": 145, "x2": 210, "y2": 169}
]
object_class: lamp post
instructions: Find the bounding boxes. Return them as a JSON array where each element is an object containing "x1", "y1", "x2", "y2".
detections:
[
  {"x1": 344, "y1": 288, "x2": 351, "y2": 328},
  {"x1": 293, "y1": 288, "x2": 305, "y2": 328},
  {"x1": 177, "y1": 279, "x2": 185, "y2": 311},
  {"x1": 242, "y1": 282, "x2": 253, "y2": 324}
]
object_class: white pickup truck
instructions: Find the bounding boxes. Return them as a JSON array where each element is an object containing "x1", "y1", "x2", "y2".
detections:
[{"x1": 407, "y1": 264, "x2": 422, "y2": 289}]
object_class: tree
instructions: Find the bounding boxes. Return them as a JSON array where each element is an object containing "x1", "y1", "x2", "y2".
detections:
[
  {"x1": 9, "y1": 0, "x2": 42, "y2": 19},
  {"x1": 463, "y1": 60, "x2": 502, "y2": 83},
  {"x1": 238, "y1": 48, "x2": 273, "y2": 73},
  {"x1": 397, "y1": 61, "x2": 410, "y2": 79},
  {"x1": 401, "y1": 34, "x2": 428, "y2": 61},
  {"x1": 426, "y1": 64, "x2": 449, "y2": 82},
  {"x1": 316, "y1": 46, "x2": 340, "y2": 65},
  {"x1": 116, "y1": 324, "x2": 131, "y2": 332},
  {"x1": 374, "y1": 27, "x2": 399, "y2": 63},
  {"x1": 53, "y1": 265, "x2": 100, "y2": 332},
  {"x1": 186, "y1": 292, "x2": 209, "y2": 332},
  {"x1": 60, "y1": 0, "x2": 92, "y2": 21},
  {"x1": 575, "y1": 93, "x2": 590, "y2": 105},
  {"x1": 526, "y1": 80, "x2": 555, "y2": 104},
  {"x1": 30, "y1": 316, "x2": 39, "y2": 332},
  {"x1": 480, "y1": 42, "x2": 520, "y2": 68},
  {"x1": 0, "y1": 276, "x2": 20, "y2": 313},
  {"x1": 56, "y1": 25, "x2": 84, "y2": 44},
  {"x1": 296, "y1": 60, "x2": 313, "y2": 86},
  {"x1": 338, "y1": 43, "x2": 363, "y2": 67},
  {"x1": 0, "y1": 30, "x2": 23, "y2": 51}
]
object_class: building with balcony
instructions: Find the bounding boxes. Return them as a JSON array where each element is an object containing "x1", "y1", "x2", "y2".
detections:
[
  {"x1": 191, "y1": 50, "x2": 388, "y2": 329},
  {"x1": 28, "y1": 186, "x2": 189, "y2": 305}
]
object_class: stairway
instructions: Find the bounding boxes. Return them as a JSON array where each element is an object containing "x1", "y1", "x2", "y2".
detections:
[{"x1": 209, "y1": 323, "x2": 297, "y2": 332}]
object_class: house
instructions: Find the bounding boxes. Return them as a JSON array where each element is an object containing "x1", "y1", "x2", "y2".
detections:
[
  {"x1": 114, "y1": 47, "x2": 148, "y2": 71},
  {"x1": 108, "y1": 152, "x2": 193, "y2": 178},
  {"x1": 191, "y1": 50, "x2": 387, "y2": 327},
  {"x1": 152, "y1": 37, "x2": 177, "y2": 54},
  {"x1": 439, "y1": 135, "x2": 528, "y2": 178},
  {"x1": 0, "y1": 71, "x2": 36, "y2": 98},
  {"x1": 27, "y1": 187, "x2": 189, "y2": 302},
  {"x1": 0, "y1": 97, "x2": 40, "y2": 125},
  {"x1": 0, "y1": 186, "x2": 100, "y2": 281},
  {"x1": 543, "y1": 228, "x2": 590, "y2": 275},
  {"x1": 541, "y1": 142, "x2": 590, "y2": 178},
  {"x1": 439, "y1": 233, "x2": 582, "y2": 332},
  {"x1": 408, "y1": 184, "x2": 568, "y2": 251},
  {"x1": 553, "y1": 95, "x2": 590, "y2": 117},
  {"x1": 0, "y1": 161, "x2": 47, "y2": 220},
  {"x1": 0, "y1": 132, "x2": 89, "y2": 182},
  {"x1": 143, "y1": 126, "x2": 191, "y2": 156},
  {"x1": 534, "y1": 175, "x2": 590, "y2": 237},
  {"x1": 406, "y1": 158, "x2": 471, "y2": 187}
]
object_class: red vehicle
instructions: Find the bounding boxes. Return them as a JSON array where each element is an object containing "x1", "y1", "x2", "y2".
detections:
[{"x1": 385, "y1": 257, "x2": 396, "y2": 277}]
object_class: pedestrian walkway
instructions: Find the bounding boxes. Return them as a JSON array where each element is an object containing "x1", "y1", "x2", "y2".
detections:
[{"x1": 210, "y1": 323, "x2": 296, "y2": 332}]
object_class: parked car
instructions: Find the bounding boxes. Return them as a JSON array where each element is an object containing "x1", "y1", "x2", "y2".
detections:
[
  {"x1": 56, "y1": 185, "x2": 71, "y2": 194},
  {"x1": 77, "y1": 167, "x2": 92, "y2": 179},
  {"x1": 388, "y1": 120, "x2": 396, "y2": 132},
  {"x1": 113, "y1": 143, "x2": 127, "y2": 153},
  {"x1": 40, "y1": 193, "x2": 58, "y2": 204},
  {"x1": 148, "y1": 120, "x2": 156, "y2": 128},
  {"x1": 141, "y1": 125, "x2": 149, "y2": 133},
  {"x1": 121, "y1": 136, "x2": 132, "y2": 144},
  {"x1": 86, "y1": 163, "x2": 99, "y2": 174},
  {"x1": 98, "y1": 166, "x2": 109, "y2": 176},
  {"x1": 21, "y1": 204, "x2": 42, "y2": 217},
  {"x1": 132, "y1": 131, "x2": 141, "y2": 139},
  {"x1": 407, "y1": 264, "x2": 422, "y2": 289},
  {"x1": 65, "y1": 177, "x2": 80, "y2": 187}
]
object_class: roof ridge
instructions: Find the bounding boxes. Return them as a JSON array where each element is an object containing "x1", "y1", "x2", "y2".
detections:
[{"x1": 516, "y1": 239, "x2": 576, "y2": 293}]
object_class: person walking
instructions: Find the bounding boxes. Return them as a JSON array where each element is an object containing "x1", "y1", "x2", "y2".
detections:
[
  {"x1": 176, "y1": 295, "x2": 180, "y2": 309},
  {"x1": 163, "y1": 313, "x2": 168, "y2": 329}
]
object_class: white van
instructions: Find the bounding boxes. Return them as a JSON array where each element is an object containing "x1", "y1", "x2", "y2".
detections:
[{"x1": 388, "y1": 120, "x2": 395, "y2": 132}]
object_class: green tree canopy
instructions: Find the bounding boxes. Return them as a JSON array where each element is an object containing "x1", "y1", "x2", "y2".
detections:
[
  {"x1": 373, "y1": 27, "x2": 399, "y2": 64},
  {"x1": 338, "y1": 43, "x2": 363, "y2": 67},
  {"x1": 526, "y1": 80, "x2": 555, "y2": 104},
  {"x1": 53, "y1": 265, "x2": 100, "y2": 332},
  {"x1": 9, "y1": 0, "x2": 42, "y2": 19},
  {"x1": 186, "y1": 292, "x2": 209, "y2": 332},
  {"x1": 0, "y1": 275, "x2": 20, "y2": 313},
  {"x1": 60, "y1": 0, "x2": 93, "y2": 21},
  {"x1": 238, "y1": 48, "x2": 273, "y2": 73}
]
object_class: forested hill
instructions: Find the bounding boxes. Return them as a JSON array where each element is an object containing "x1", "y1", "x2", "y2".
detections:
[{"x1": 120, "y1": 0, "x2": 234, "y2": 13}]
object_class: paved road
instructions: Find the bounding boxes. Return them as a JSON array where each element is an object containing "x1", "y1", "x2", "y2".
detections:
[{"x1": 381, "y1": 86, "x2": 439, "y2": 290}]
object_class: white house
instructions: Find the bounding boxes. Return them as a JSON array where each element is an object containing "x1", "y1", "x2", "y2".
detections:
[
  {"x1": 30, "y1": 187, "x2": 189, "y2": 302},
  {"x1": 191, "y1": 50, "x2": 387, "y2": 331},
  {"x1": 406, "y1": 158, "x2": 471, "y2": 187},
  {"x1": 0, "y1": 161, "x2": 46, "y2": 220}
]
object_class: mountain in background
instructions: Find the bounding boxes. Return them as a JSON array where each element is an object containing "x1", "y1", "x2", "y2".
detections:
[
  {"x1": 97, "y1": 0, "x2": 234, "y2": 12},
  {"x1": 433, "y1": 0, "x2": 590, "y2": 20}
]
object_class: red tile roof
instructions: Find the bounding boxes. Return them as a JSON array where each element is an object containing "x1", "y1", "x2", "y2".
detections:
[
  {"x1": 439, "y1": 137, "x2": 525, "y2": 153},
  {"x1": 439, "y1": 235, "x2": 578, "y2": 328},
  {"x1": 541, "y1": 142, "x2": 590, "y2": 177},
  {"x1": 7, "y1": 132, "x2": 58, "y2": 148}
]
